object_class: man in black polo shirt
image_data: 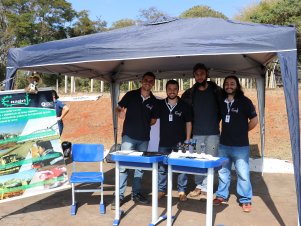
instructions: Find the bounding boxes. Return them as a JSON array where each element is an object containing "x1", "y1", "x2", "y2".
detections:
[
  {"x1": 213, "y1": 75, "x2": 258, "y2": 213},
  {"x1": 111, "y1": 72, "x2": 159, "y2": 210},
  {"x1": 157, "y1": 80, "x2": 192, "y2": 201}
]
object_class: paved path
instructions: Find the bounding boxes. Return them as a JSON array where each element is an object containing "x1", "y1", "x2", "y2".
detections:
[{"x1": 0, "y1": 161, "x2": 297, "y2": 226}]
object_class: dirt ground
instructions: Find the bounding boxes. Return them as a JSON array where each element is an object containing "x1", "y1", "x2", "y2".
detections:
[
  {"x1": 1, "y1": 88, "x2": 299, "y2": 226},
  {"x1": 61, "y1": 88, "x2": 300, "y2": 161}
]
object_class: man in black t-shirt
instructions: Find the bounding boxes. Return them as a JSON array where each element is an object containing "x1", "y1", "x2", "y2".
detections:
[
  {"x1": 157, "y1": 80, "x2": 192, "y2": 201},
  {"x1": 182, "y1": 63, "x2": 223, "y2": 199},
  {"x1": 213, "y1": 75, "x2": 258, "y2": 213},
  {"x1": 112, "y1": 72, "x2": 159, "y2": 210}
]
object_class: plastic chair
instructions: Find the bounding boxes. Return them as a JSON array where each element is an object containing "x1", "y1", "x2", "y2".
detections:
[{"x1": 70, "y1": 143, "x2": 105, "y2": 215}]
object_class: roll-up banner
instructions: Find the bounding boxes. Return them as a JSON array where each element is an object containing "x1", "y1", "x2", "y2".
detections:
[{"x1": 0, "y1": 88, "x2": 69, "y2": 203}]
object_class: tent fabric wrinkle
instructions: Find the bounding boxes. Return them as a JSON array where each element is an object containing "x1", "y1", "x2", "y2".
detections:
[{"x1": 4, "y1": 17, "x2": 300, "y2": 225}]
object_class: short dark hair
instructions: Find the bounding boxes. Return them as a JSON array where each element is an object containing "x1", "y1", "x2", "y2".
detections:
[
  {"x1": 142, "y1": 72, "x2": 156, "y2": 79},
  {"x1": 223, "y1": 75, "x2": 244, "y2": 97},
  {"x1": 193, "y1": 63, "x2": 208, "y2": 75},
  {"x1": 52, "y1": 90, "x2": 59, "y2": 99},
  {"x1": 36, "y1": 140, "x2": 53, "y2": 150},
  {"x1": 166, "y1": 79, "x2": 179, "y2": 90}
]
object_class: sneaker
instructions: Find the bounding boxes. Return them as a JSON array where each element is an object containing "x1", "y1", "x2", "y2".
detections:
[
  {"x1": 178, "y1": 192, "x2": 187, "y2": 201},
  {"x1": 213, "y1": 197, "x2": 227, "y2": 205},
  {"x1": 111, "y1": 198, "x2": 125, "y2": 210},
  {"x1": 241, "y1": 203, "x2": 252, "y2": 212},
  {"x1": 158, "y1": 191, "x2": 166, "y2": 200},
  {"x1": 189, "y1": 188, "x2": 202, "y2": 197},
  {"x1": 132, "y1": 193, "x2": 149, "y2": 204}
]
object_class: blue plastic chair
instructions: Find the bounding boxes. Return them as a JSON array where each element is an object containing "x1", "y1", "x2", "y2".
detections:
[{"x1": 70, "y1": 143, "x2": 105, "y2": 215}]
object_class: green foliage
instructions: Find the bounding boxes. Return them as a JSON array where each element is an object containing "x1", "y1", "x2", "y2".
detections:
[
  {"x1": 41, "y1": 73, "x2": 59, "y2": 87},
  {"x1": 3, "y1": 0, "x2": 77, "y2": 46},
  {"x1": 110, "y1": 19, "x2": 136, "y2": 30},
  {"x1": 1, "y1": 0, "x2": 109, "y2": 89},
  {"x1": 13, "y1": 71, "x2": 29, "y2": 89},
  {"x1": 0, "y1": 0, "x2": 14, "y2": 68},
  {"x1": 236, "y1": 0, "x2": 301, "y2": 63},
  {"x1": 179, "y1": 5, "x2": 227, "y2": 19},
  {"x1": 70, "y1": 10, "x2": 107, "y2": 36},
  {"x1": 138, "y1": 7, "x2": 167, "y2": 21}
]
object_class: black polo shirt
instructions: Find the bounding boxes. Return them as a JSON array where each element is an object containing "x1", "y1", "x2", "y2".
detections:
[
  {"x1": 118, "y1": 88, "x2": 159, "y2": 141},
  {"x1": 159, "y1": 97, "x2": 192, "y2": 147},
  {"x1": 220, "y1": 95, "x2": 257, "y2": 146}
]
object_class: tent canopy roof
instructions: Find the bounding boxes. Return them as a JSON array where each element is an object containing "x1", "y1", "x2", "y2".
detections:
[
  {"x1": 6, "y1": 17, "x2": 297, "y2": 82},
  {"x1": 4, "y1": 17, "x2": 300, "y2": 225}
]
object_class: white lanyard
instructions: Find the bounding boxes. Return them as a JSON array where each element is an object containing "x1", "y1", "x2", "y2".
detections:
[
  {"x1": 224, "y1": 98, "x2": 234, "y2": 115},
  {"x1": 165, "y1": 99, "x2": 177, "y2": 121},
  {"x1": 165, "y1": 99, "x2": 177, "y2": 113},
  {"x1": 141, "y1": 95, "x2": 150, "y2": 102}
]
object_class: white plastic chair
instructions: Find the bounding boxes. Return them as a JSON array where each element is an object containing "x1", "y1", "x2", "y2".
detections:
[{"x1": 70, "y1": 143, "x2": 105, "y2": 215}]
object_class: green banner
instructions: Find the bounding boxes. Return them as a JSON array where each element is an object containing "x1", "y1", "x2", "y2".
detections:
[{"x1": 0, "y1": 89, "x2": 69, "y2": 203}]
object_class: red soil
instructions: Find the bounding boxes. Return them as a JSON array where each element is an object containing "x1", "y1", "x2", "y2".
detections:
[{"x1": 61, "y1": 88, "x2": 300, "y2": 161}]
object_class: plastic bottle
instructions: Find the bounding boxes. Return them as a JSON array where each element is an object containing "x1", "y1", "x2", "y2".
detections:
[{"x1": 200, "y1": 143, "x2": 206, "y2": 153}]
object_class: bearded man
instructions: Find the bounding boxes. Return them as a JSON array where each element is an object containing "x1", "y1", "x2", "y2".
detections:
[{"x1": 182, "y1": 63, "x2": 223, "y2": 199}]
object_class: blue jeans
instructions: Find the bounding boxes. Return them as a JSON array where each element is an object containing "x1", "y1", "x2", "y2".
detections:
[
  {"x1": 215, "y1": 144, "x2": 252, "y2": 204},
  {"x1": 58, "y1": 120, "x2": 63, "y2": 136},
  {"x1": 158, "y1": 147, "x2": 187, "y2": 193},
  {"x1": 193, "y1": 135, "x2": 219, "y2": 192},
  {"x1": 119, "y1": 135, "x2": 149, "y2": 199}
]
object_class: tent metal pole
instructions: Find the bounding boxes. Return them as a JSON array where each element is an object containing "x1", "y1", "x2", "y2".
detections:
[
  {"x1": 256, "y1": 73, "x2": 266, "y2": 176},
  {"x1": 110, "y1": 81, "x2": 120, "y2": 149},
  {"x1": 110, "y1": 62, "x2": 124, "y2": 149}
]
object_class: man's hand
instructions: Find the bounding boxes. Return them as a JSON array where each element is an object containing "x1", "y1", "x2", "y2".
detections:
[{"x1": 116, "y1": 106, "x2": 126, "y2": 119}]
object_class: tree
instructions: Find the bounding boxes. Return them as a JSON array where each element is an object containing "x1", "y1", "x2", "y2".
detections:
[
  {"x1": 179, "y1": 5, "x2": 227, "y2": 19},
  {"x1": 138, "y1": 7, "x2": 167, "y2": 22},
  {"x1": 3, "y1": 0, "x2": 77, "y2": 46},
  {"x1": 236, "y1": 0, "x2": 301, "y2": 63},
  {"x1": 1, "y1": 0, "x2": 79, "y2": 88},
  {"x1": 0, "y1": 0, "x2": 14, "y2": 83},
  {"x1": 1, "y1": 0, "x2": 110, "y2": 89},
  {"x1": 110, "y1": 19, "x2": 136, "y2": 30},
  {"x1": 70, "y1": 10, "x2": 107, "y2": 36}
]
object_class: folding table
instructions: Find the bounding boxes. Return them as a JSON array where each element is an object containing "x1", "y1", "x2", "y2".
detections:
[
  {"x1": 111, "y1": 151, "x2": 165, "y2": 226},
  {"x1": 165, "y1": 153, "x2": 228, "y2": 226}
]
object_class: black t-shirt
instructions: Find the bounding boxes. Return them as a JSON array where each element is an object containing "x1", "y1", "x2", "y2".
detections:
[
  {"x1": 192, "y1": 84, "x2": 220, "y2": 135},
  {"x1": 220, "y1": 95, "x2": 257, "y2": 146},
  {"x1": 118, "y1": 88, "x2": 159, "y2": 141},
  {"x1": 159, "y1": 98, "x2": 192, "y2": 147}
]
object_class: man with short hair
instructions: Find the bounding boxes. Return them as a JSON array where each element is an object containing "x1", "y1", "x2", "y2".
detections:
[
  {"x1": 112, "y1": 72, "x2": 159, "y2": 210},
  {"x1": 213, "y1": 75, "x2": 258, "y2": 213},
  {"x1": 157, "y1": 80, "x2": 192, "y2": 201},
  {"x1": 182, "y1": 63, "x2": 223, "y2": 199}
]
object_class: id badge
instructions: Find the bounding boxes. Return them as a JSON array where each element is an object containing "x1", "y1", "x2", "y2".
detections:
[
  {"x1": 169, "y1": 114, "x2": 173, "y2": 122},
  {"x1": 225, "y1": 114, "x2": 230, "y2": 123}
]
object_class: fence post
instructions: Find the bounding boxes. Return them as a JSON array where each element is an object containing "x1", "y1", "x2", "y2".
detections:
[
  {"x1": 65, "y1": 75, "x2": 68, "y2": 93},
  {"x1": 91, "y1": 79, "x2": 94, "y2": 92}
]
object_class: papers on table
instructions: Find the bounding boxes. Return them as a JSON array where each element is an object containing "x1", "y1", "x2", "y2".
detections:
[
  {"x1": 114, "y1": 150, "x2": 143, "y2": 156},
  {"x1": 169, "y1": 151, "x2": 218, "y2": 161}
]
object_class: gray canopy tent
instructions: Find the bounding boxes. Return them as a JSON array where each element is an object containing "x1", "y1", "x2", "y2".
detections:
[{"x1": 4, "y1": 17, "x2": 300, "y2": 224}]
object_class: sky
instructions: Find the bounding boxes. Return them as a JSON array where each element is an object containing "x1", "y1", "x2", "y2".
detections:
[{"x1": 67, "y1": 0, "x2": 259, "y2": 26}]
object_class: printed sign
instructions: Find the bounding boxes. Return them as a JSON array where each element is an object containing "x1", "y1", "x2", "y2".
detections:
[{"x1": 0, "y1": 89, "x2": 69, "y2": 203}]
